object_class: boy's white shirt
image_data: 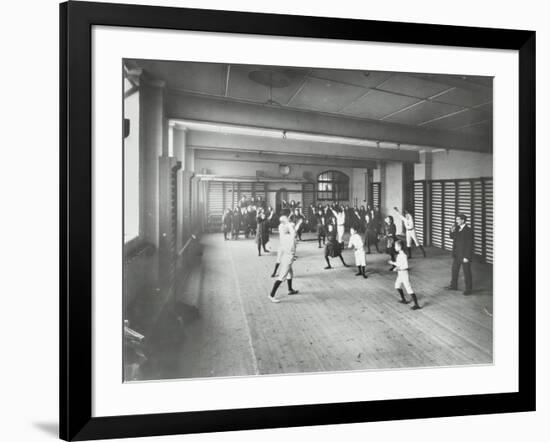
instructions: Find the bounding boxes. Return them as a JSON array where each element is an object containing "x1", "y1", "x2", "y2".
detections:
[
  {"x1": 280, "y1": 223, "x2": 298, "y2": 255},
  {"x1": 395, "y1": 251, "x2": 409, "y2": 271},
  {"x1": 349, "y1": 233, "x2": 364, "y2": 250},
  {"x1": 395, "y1": 210, "x2": 415, "y2": 229}
]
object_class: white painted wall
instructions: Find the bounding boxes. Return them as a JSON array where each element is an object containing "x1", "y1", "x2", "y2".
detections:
[
  {"x1": 383, "y1": 161, "x2": 404, "y2": 234},
  {"x1": 351, "y1": 168, "x2": 369, "y2": 207},
  {"x1": 195, "y1": 156, "x2": 373, "y2": 205},
  {"x1": 415, "y1": 150, "x2": 493, "y2": 180}
]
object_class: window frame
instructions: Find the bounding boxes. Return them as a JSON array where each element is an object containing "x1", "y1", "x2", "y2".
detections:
[{"x1": 316, "y1": 170, "x2": 350, "y2": 201}]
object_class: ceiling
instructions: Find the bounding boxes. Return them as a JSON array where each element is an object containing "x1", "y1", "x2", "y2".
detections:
[{"x1": 128, "y1": 59, "x2": 493, "y2": 143}]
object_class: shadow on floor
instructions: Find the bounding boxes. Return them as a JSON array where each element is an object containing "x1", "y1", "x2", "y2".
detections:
[{"x1": 33, "y1": 421, "x2": 58, "y2": 438}]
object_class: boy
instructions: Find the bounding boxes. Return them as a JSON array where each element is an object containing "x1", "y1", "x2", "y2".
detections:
[
  {"x1": 270, "y1": 216, "x2": 287, "y2": 277},
  {"x1": 348, "y1": 227, "x2": 367, "y2": 278},
  {"x1": 388, "y1": 239, "x2": 421, "y2": 310},
  {"x1": 268, "y1": 216, "x2": 301, "y2": 303},
  {"x1": 393, "y1": 207, "x2": 426, "y2": 258}
]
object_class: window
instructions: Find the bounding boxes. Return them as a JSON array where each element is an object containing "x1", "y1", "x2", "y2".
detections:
[
  {"x1": 317, "y1": 170, "x2": 349, "y2": 201},
  {"x1": 124, "y1": 77, "x2": 140, "y2": 243}
]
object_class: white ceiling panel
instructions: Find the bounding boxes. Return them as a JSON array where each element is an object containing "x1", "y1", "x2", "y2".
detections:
[
  {"x1": 309, "y1": 69, "x2": 392, "y2": 88},
  {"x1": 384, "y1": 100, "x2": 462, "y2": 125},
  {"x1": 288, "y1": 77, "x2": 366, "y2": 113},
  {"x1": 340, "y1": 89, "x2": 421, "y2": 120},
  {"x1": 377, "y1": 74, "x2": 451, "y2": 98},
  {"x1": 433, "y1": 87, "x2": 492, "y2": 107}
]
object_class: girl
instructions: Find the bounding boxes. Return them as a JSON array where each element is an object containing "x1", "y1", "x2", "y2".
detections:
[
  {"x1": 348, "y1": 227, "x2": 367, "y2": 278},
  {"x1": 255, "y1": 210, "x2": 272, "y2": 256},
  {"x1": 231, "y1": 207, "x2": 241, "y2": 240},
  {"x1": 324, "y1": 224, "x2": 349, "y2": 269},
  {"x1": 221, "y1": 208, "x2": 232, "y2": 240},
  {"x1": 333, "y1": 207, "x2": 346, "y2": 245},
  {"x1": 389, "y1": 239, "x2": 421, "y2": 310},
  {"x1": 316, "y1": 208, "x2": 327, "y2": 248},
  {"x1": 269, "y1": 217, "x2": 301, "y2": 303},
  {"x1": 290, "y1": 208, "x2": 305, "y2": 240},
  {"x1": 382, "y1": 215, "x2": 397, "y2": 270},
  {"x1": 364, "y1": 210, "x2": 381, "y2": 254}
]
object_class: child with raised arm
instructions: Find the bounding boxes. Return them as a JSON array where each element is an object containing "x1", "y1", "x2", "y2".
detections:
[
  {"x1": 393, "y1": 207, "x2": 426, "y2": 259},
  {"x1": 388, "y1": 239, "x2": 421, "y2": 310}
]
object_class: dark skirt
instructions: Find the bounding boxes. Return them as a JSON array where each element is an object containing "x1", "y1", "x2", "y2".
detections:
[
  {"x1": 365, "y1": 229, "x2": 378, "y2": 243},
  {"x1": 255, "y1": 222, "x2": 270, "y2": 244},
  {"x1": 325, "y1": 240, "x2": 341, "y2": 258}
]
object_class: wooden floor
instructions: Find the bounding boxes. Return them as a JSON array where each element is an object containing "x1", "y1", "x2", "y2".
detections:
[{"x1": 147, "y1": 232, "x2": 493, "y2": 380}]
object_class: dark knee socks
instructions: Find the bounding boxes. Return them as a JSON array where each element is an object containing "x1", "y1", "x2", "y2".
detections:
[
  {"x1": 397, "y1": 288, "x2": 407, "y2": 303},
  {"x1": 410, "y1": 293, "x2": 420, "y2": 308},
  {"x1": 287, "y1": 279, "x2": 293, "y2": 291},
  {"x1": 271, "y1": 263, "x2": 280, "y2": 276},
  {"x1": 270, "y1": 280, "x2": 282, "y2": 298}
]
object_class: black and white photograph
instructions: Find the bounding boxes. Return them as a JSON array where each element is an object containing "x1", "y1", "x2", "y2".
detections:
[{"x1": 123, "y1": 59, "x2": 494, "y2": 382}]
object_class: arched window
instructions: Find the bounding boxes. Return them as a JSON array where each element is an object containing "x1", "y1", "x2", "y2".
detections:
[{"x1": 317, "y1": 170, "x2": 349, "y2": 201}]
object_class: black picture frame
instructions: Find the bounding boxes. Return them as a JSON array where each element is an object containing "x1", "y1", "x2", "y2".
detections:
[{"x1": 60, "y1": 1, "x2": 536, "y2": 440}]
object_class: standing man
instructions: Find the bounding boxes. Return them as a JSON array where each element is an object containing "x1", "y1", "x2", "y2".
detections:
[
  {"x1": 446, "y1": 214, "x2": 474, "y2": 295},
  {"x1": 268, "y1": 216, "x2": 301, "y2": 303},
  {"x1": 393, "y1": 207, "x2": 426, "y2": 258}
]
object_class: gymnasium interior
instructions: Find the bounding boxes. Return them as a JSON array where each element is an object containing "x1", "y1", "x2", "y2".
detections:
[{"x1": 123, "y1": 59, "x2": 493, "y2": 381}]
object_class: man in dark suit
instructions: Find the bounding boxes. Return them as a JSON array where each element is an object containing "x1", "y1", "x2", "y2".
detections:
[{"x1": 446, "y1": 214, "x2": 474, "y2": 295}]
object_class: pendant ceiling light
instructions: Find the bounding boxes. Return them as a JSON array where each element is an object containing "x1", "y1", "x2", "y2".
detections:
[{"x1": 248, "y1": 69, "x2": 291, "y2": 106}]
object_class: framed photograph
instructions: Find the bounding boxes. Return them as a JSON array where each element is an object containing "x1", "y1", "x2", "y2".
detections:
[{"x1": 60, "y1": 1, "x2": 536, "y2": 440}]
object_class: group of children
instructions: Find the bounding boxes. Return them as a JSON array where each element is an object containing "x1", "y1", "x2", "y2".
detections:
[
  {"x1": 220, "y1": 197, "x2": 425, "y2": 309},
  {"x1": 221, "y1": 196, "x2": 275, "y2": 241},
  {"x1": 264, "y1": 206, "x2": 424, "y2": 309}
]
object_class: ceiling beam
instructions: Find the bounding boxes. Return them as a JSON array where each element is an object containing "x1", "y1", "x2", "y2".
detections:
[
  {"x1": 194, "y1": 147, "x2": 379, "y2": 170},
  {"x1": 167, "y1": 92, "x2": 491, "y2": 153},
  {"x1": 224, "y1": 65, "x2": 231, "y2": 97},
  {"x1": 186, "y1": 131, "x2": 419, "y2": 163}
]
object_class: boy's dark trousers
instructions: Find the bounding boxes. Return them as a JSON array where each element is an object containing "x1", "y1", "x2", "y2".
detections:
[{"x1": 451, "y1": 257, "x2": 472, "y2": 292}]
